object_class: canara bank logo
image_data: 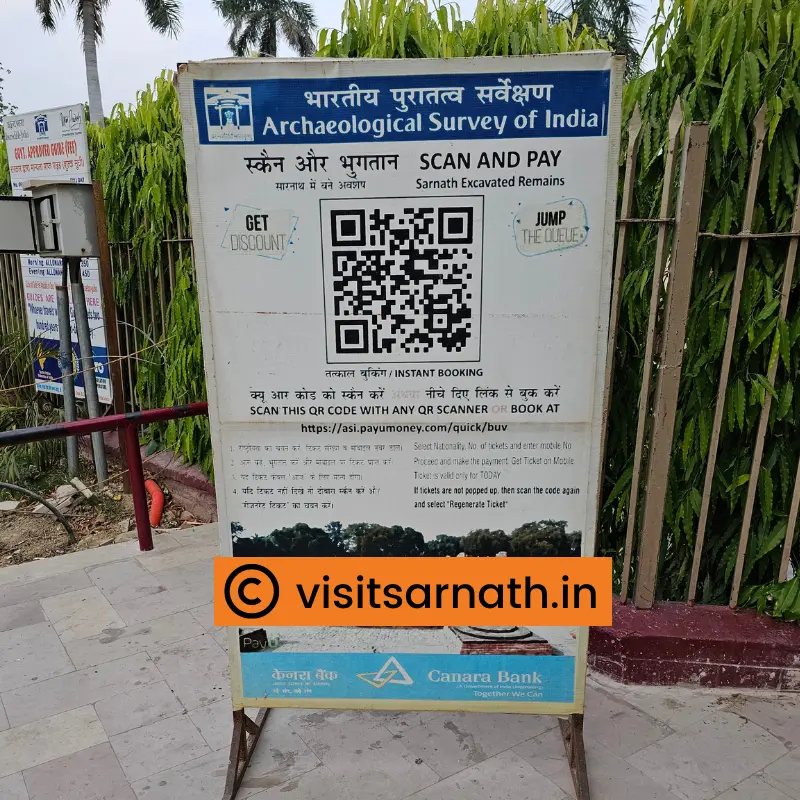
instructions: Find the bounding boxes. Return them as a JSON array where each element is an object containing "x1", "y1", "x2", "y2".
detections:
[
  {"x1": 34, "y1": 114, "x2": 49, "y2": 137},
  {"x1": 357, "y1": 657, "x2": 413, "y2": 689},
  {"x1": 204, "y1": 87, "x2": 254, "y2": 142}
]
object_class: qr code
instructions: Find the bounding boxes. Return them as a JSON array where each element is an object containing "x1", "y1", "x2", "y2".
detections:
[{"x1": 321, "y1": 196, "x2": 483, "y2": 363}]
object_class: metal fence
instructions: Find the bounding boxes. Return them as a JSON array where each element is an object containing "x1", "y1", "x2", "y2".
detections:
[
  {"x1": 109, "y1": 232, "x2": 193, "y2": 412},
  {"x1": 610, "y1": 103, "x2": 800, "y2": 610},
  {"x1": 2, "y1": 108, "x2": 799, "y2": 610}
]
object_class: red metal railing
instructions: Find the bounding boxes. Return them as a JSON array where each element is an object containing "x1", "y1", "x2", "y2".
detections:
[{"x1": 0, "y1": 402, "x2": 209, "y2": 551}]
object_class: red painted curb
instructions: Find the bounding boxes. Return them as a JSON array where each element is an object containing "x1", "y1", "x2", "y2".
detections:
[{"x1": 589, "y1": 597, "x2": 800, "y2": 690}]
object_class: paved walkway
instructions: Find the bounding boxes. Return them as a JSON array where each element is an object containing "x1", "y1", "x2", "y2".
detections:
[{"x1": 0, "y1": 525, "x2": 797, "y2": 800}]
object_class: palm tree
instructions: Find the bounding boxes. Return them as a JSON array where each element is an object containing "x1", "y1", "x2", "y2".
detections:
[
  {"x1": 33, "y1": 0, "x2": 181, "y2": 125},
  {"x1": 549, "y1": 0, "x2": 641, "y2": 76},
  {"x1": 213, "y1": 0, "x2": 317, "y2": 58}
]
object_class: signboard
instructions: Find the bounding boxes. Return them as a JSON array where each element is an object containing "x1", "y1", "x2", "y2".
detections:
[
  {"x1": 4, "y1": 105, "x2": 109, "y2": 403},
  {"x1": 179, "y1": 53, "x2": 622, "y2": 714},
  {"x1": 2, "y1": 104, "x2": 91, "y2": 196},
  {"x1": 21, "y1": 255, "x2": 112, "y2": 404}
]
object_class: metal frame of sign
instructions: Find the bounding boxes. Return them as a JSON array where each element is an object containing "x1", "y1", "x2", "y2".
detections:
[{"x1": 178, "y1": 53, "x2": 623, "y2": 800}]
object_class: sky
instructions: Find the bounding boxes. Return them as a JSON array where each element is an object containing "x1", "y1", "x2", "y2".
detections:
[{"x1": 1, "y1": 0, "x2": 660, "y2": 116}]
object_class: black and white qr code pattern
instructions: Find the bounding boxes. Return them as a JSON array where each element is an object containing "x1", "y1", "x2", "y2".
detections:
[{"x1": 321, "y1": 196, "x2": 483, "y2": 363}]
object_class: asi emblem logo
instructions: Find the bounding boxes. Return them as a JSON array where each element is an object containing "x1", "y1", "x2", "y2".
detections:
[
  {"x1": 34, "y1": 114, "x2": 49, "y2": 137},
  {"x1": 357, "y1": 657, "x2": 413, "y2": 689},
  {"x1": 204, "y1": 87, "x2": 254, "y2": 142}
]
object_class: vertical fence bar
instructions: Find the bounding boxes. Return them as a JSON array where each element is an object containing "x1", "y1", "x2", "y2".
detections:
[
  {"x1": 685, "y1": 108, "x2": 765, "y2": 604},
  {"x1": 620, "y1": 100, "x2": 683, "y2": 602},
  {"x1": 783, "y1": 457, "x2": 800, "y2": 582},
  {"x1": 157, "y1": 243, "x2": 167, "y2": 340},
  {"x1": 773, "y1": 183, "x2": 800, "y2": 583},
  {"x1": 0, "y1": 255, "x2": 12, "y2": 337},
  {"x1": 595, "y1": 105, "x2": 642, "y2": 558},
  {"x1": 634, "y1": 123, "x2": 709, "y2": 609}
]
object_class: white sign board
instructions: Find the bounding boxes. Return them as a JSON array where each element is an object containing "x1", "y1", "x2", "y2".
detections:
[
  {"x1": 21, "y1": 255, "x2": 112, "y2": 404},
  {"x1": 2, "y1": 104, "x2": 91, "y2": 197},
  {"x1": 3, "y1": 104, "x2": 108, "y2": 403},
  {"x1": 179, "y1": 54, "x2": 621, "y2": 713}
]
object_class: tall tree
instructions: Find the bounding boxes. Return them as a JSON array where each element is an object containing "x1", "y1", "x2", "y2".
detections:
[
  {"x1": 213, "y1": 0, "x2": 317, "y2": 57},
  {"x1": 549, "y1": 0, "x2": 641, "y2": 75},
  {"x1": 33, "y1": 0, "x2": 182, "y2": 125}
]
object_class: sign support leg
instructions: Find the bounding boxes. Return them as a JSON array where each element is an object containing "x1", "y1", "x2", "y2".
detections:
[
  {"x1": 223, "y1": 708, "x2": 269, "y2": 800},
  {"x1": 559, "y1": 713, "x2": 590, "y2": 799}
]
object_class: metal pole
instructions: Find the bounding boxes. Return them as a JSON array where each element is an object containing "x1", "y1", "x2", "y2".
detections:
[
  {"x1": 124, "y1": 422, "x2": 153, "y2": 551},
  {"x1": 68, "y1": 256, "x2": 108, "y2": 487},
  {"x1": 57, "y1": 259, "x2": 79, "y2": 477},
  {"x1": 93, "y1": 181, "x2": 130, "y2": 492}
]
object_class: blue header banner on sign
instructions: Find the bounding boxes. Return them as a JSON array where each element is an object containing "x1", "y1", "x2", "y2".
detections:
[
  {"x1": 194, "y1": 70, "x2": 610, "y2": 145},
  {"x1": 242, "y1": 652, "x2": 575, "y2": 704}
]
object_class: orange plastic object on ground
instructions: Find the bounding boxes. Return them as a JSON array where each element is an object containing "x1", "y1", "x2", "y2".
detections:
[{"x1": 144, "y1": 479, "x2": 164, "y2": 527}]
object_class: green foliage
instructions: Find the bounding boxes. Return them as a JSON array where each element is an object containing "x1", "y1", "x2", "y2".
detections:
[
  {"x1": 549, "y1": 0, "x2": 642, "y2": 76},
  {"x1": 0, "y1": 130, "x2": 10, "y2": 196},
  {"x1": 601, "y1": 0, "x2": 800, "y2": 603},
  {"x1": 90, "y1": 74, "x2": 210, "y2": 474},
  {"x1": 316, "y1": 0, "x2": 609, "y2": 58},
  {"x1": 510, "y1": 519, "x2": 581, "y2": 555},
  {"x1": 0, "y1": 326, "x2": 64, "y2": 484},
  {"x1": 214, "y1": 0, "x2": 318, "y2": 57},
  {"x1": 462, "y1": 529, "x2": 511, "y2": 556},
  {"x1": 740, "y1": 576, "x2": 800, "y2": 620},
  {"x1": 352, "y1": 523, "x2": 427, "y2": 555},
  {"x1": 91, "y1": 72, "x2": 188, "y2": 300}
]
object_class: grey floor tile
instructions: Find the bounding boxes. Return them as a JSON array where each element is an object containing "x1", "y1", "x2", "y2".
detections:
[
  {"x1": 0, "y1": 569, "x2": 91, "y2": 609},
  {"x1": 131, "y1": 749, "x2": 229, "y2": 800},
  {"x1": 137, "y1": 544, "x2": 218, "y2": 574},
  {"x1": 0, "y1": 696, "x2": 8, "y2": 731},
  {"x1": 584, "y1": 686, "x2": 673, "y2": 757},
  {"x1": 0, "y1": 705, "x2": 107, "y2": 779},
  {"x1": 410, "y1": 750, "x2": 566, "y2": 800},
  {"x1": 366, "y1": 709, "x2": 439, "y2": 736},
  {"x1": 0, "y1": 621, "x2": 74, "y2": 693},
  {"x1": 188, "y1": 603, "x2": 214, "y2": 629},
  {"x1": 169, "y1": 525, "x2": 219, "y2": 547},
  {"x1": 246, "y1": 765, "x2": 353, "y2": 800},
  {"x1": 717, "y1": 694, "x2": 800, "y2": 749},
  {"x1": 0, "y1": 538, "x2": 171, "y2": 588},
  {"x1": 41, "y1": 587, "x2": 125, "y2": 643},
  {"x1": 64, "y1": 611, "x2": 205, "y2": 669},
  {"x1": 764, "y1": 748, "x2": 800, "y2": 799},
  {"x1": 95, "y1": 680, "x2": 185, "y2": 737},
  {"x1": 0, "y1": 601, "x2": 45, "y2": 633},
  {"x1": 715, "y1": 775, "x2": 794, "y2": 800},
  {"x1": 291, "y1": 710, "x2": 438, "y2": 800},
  {"x1": 399, "y1": 711, "x2": 557, "y2": 778},
  {"x1": 110, "y1": 713, "x2": 211, "y2": 783},
  {"x1": 627, "y1": 712, "x2": 787, "y2": 800},
  {"x1": 241, "y1": 712, "x2": 321, "y2": 792},
  {"x1": 154, "y1": 558, "x2": 213, "y2": 591},
  {"x1": 189, "y1": 699, "x2": 233, "y2": 752},
  {"x1": 23, "y1": 741, "x2": 136, "y2": 800},
  {"x1": 586, "y1": 677, "x2": 720, "y2": 731},
  {"x1": 149, "y1": 633, "x2": 229, "y2": 711},
  {"x1": 2, "y1": 652, "x2": 161, "y2": 727},
  {"x1": 0, "y1": 773, "x2": 29, "y2": 800},
  {"x1": 88, "y1": 560, "x2": 165, "y2": 606},
  {"x1": 113, "y1": 583, "x2": 212, "y2": 626},
  {"x1": 514, "y1": 725, "x2": 682, "y2": 800}
]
